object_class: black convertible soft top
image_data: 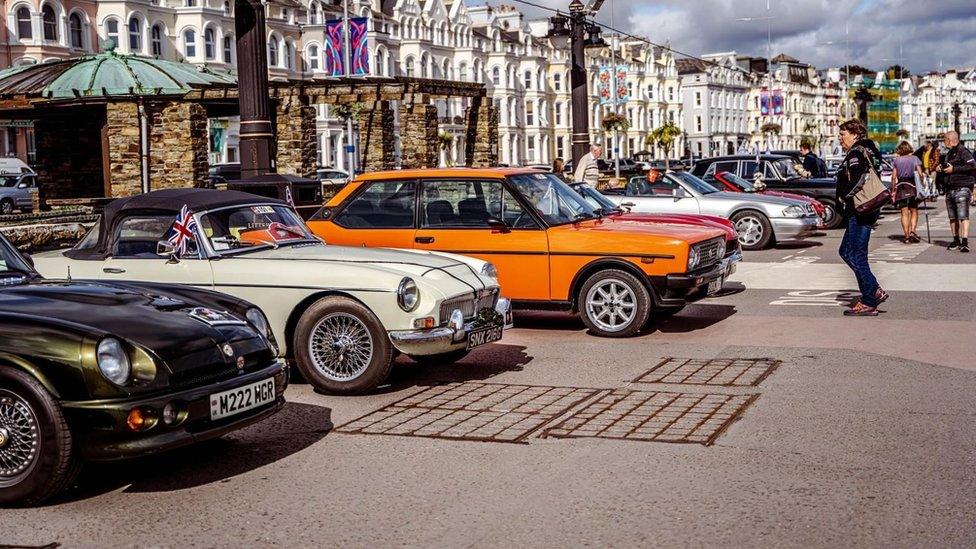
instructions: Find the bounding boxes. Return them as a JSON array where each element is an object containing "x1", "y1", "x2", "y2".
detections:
[{"x1": 66, "y1": 188, "x2": 287, "y2": 260}]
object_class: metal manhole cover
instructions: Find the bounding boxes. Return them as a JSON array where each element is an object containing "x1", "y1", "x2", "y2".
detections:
[
  {"x1": 632, "y1": 358, "x2": 781, "y2": 387},
  {"x1": 541, "y1": 389, "x2": 757, "y2": 445},
  {"x1": 336, "y1": 382, "x2": 600, "y2": 443}
]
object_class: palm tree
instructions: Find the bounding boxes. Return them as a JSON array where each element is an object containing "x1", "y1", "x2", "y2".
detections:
[{"x1": 646, "y1": 122, "x2": 682, "y2": 170}]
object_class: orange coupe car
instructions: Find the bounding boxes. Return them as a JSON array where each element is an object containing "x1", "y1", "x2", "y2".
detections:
[{"x1": 308, "y1": 168, "x2": 739, "y2": 337}]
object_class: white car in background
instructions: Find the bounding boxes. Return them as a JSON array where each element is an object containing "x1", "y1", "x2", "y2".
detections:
[
  {"x1": 602, "y1": 171, "x2": 820, "y2": 250},
  {"x1": 33, "y1": 188, "x2": 511, "y2": 395}
]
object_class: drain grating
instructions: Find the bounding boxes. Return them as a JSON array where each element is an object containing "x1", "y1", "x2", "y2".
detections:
[
  {"x1": 632, "y1": 357, "x2": 781, "y2": 387},
  {"x1": 541, "y1": 389, "x2": 757, "y2": 445},
  {"x1": 336, "y1": 382, "x2": 600, "y2": 443}
]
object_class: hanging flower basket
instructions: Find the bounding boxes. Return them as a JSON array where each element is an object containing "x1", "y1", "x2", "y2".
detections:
[
  {"x1": 760, "y1": 122, "x2": 782, "y2": 135},
  {"x1": 601, "y1": 112, "x2": 630, "y2": 133}
]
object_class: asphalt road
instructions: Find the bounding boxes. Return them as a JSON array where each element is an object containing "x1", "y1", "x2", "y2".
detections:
[{"x1": 3, "y1": 200, "x2": 976, "y2": 548}]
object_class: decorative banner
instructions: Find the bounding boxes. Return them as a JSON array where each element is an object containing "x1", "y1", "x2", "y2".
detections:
[
  {"x1": 324, "y1": 18, "x2": 369, "y2": 77},
  {"x1": 597, "y1": 65, "x2": 629, "y2": 106},
  {"x1": 772, "y1": 89, "x2": 784, "y2": 116},
  {"x1": 760, "y1": 89, "x2": 770, "y2": 116}
]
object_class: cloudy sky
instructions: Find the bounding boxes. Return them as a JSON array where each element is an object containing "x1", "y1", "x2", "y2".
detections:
[{"x1": 510, "y1": 0, "x2": 976, "y2": 75}]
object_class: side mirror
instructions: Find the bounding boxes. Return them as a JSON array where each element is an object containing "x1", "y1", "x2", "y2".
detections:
[
  {"x1": 486, "y1": 217, "x2": 511, "y2": 233},
  {"x1": 17, "y1": 182, "x2": 28, "y2": 189},
  {"x1": 672, "y1": 187, "x2": 687, "y2": 199},
  {"x1": 156, "y1": 240, "x2": 180, "y2": 263}
]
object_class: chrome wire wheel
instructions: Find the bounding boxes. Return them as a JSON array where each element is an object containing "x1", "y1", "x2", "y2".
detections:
[
  {"x1": 0, "y1": 390, "x2": 40, "y2": 486},
  {"x1": 308, "y1": 312, "x2": 374, "y2": 382},
  {"x1": 735, "y1": 215, "x2": 764, "y2": 247},
  {"x1": 585, "y1": 278, "x2": 637, "y2": 333}
]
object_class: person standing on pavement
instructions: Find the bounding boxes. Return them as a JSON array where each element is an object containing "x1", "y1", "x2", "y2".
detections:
[
  {"x1": 891, "y1": 141, "x2": 924, "y2": 243},
  {"x1": 835, "y1": 119, "x2": 888, "y2": 317},
  {"x1": 915, "y1": 140, "x2": 940, "y2": 199},
  {"x1": 573, "y1": 145, "x2": 603, "y2": 186},
  {"x1": 937, "y1": 131, "x2": 976, "y2": 252},
  {"x1": 799, "y1": 143, "x2": 826, "y2": 178}
]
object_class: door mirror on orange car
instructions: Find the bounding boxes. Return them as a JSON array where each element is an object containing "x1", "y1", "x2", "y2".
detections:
[{"x1": 486, "y1": 218, "x2": 511, "y2": 234}]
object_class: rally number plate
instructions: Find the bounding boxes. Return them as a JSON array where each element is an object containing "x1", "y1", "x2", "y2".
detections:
[
  {"x1": 466, "y1": 325, "x2": 503, "y2": 350},
  {"x1": 210, "y1": 378, "x2": 276, "y2": 421}
]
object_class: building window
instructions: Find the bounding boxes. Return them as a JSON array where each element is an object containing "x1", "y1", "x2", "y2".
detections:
[
  {"x1": 186, "y1": 0, "x2": 197, "y2": 6},
  {"x1": 69, "y1": 13, "x2": 83, "y2": 49},
  {"x1": 284, "y1": 41, "x2": 293, "y2": 69},
  {"x1": 526, "y1": 101, "x2": 534, "y2": 126},
  {"x1": 695, "y1": 116, "x2": 702, "y2": 132},
  {"x1": 695, "y1": 91, "x2": 701, "y2": 107},
  {"x1": 128, "y1": 17, "x2": 142, "y2": 51},
  {"x1": 524, "y1": 70, "x2": 532, "y2": 90},
  {"x1": 42, "y1": 5, "x2": 57, "y2": 41},
  {"x1": 151, "y1": 24, "x2": 163, "y2": 56},
  {"x1": 459, "y1": 63, "x2": 467, "y2": 82},
  {"x1": 222, "y1": 35, "x2": 232, "y2": 63},
  {"x1": 183, "y1": 29, "x2": 196, "y2": 58},
  {"x1": 307, "y1": 44, "x2": 319, "y2": 70},
  {"x1": 420, "y1": 55, "x2": 428, "y2": 78},
  {"x1": 667, "y1": 87, "x2": 674, "y2": 101},
  {"x1": 554, "y1": 102, "x2": 562, "y2": 125},
  {"x1": 268, "y1": 38, "x2": 278, "y2": 66},
  {"x1": 553, "y1": 73, "x2": 561, "y2": 92},
  {"x1": 204, "y1": 27, "x2": 215, "y2": 59},
  {"x1": 492, "y1": 67, "x2": 500, "y2": 86},
  {"x1": 16, "y1": 7, "x2": 32, "y2": 40},
  {"x1": 106, "y1": 19, "x2": 119, "y2": 47},
  {"x1": 404, "y1": 56, "x2": 414, "y2": 77}
]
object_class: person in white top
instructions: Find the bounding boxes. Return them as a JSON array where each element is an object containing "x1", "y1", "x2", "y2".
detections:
[{"x1": 573, "y1": 145, "x2": 603, "y2": 186}]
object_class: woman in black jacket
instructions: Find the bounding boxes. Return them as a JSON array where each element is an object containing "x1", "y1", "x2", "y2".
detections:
[{"x1": 835, "y1": 119, "x2": 888, "y2": 316}]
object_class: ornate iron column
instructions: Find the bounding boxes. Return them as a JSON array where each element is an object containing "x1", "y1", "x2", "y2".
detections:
[{"x1": 235, "y1": 0, "x2": 274, "y2": 178}]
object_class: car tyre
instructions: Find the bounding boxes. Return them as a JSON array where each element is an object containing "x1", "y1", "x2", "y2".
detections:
[
  {"x1": 0, "y1": 200, "x2": 13, "y2": 216},
  {"x1": 819, "y1": 199, "x2": 843, "y2": 230},
  {"x1": 731, "y1": 210, "x2": 774, "y2": 250},
  {"x1": 0, "y1": 366, "x2": 80, "y2": 507},
  {"x1": 578, "y1": 269, "x2": 651, "y2": 338},
  {"x1": 294, "y1": 296, "x2": 393, "y2": 395},
  {"x1": 407, "y1": 349, "x2": 470, "y2": 365}
]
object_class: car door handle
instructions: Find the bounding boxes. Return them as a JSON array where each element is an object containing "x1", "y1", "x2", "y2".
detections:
[
  {"x1": 415, "y1": 236, "x2": 435, "y2": 244},
  {"x1": 620, "y1": 202, "x2": 636, "y2": 207},
  {"x1": 103, "y1": 267, "x2": 126, "y2": 274}
]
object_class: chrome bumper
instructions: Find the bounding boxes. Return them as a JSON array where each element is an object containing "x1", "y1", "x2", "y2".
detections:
[
  {"x1": 388, "y1": 297, "x2": 513, "y2": 356},
  {"x1": 771, "y1": 216, "x2": 820, "y2": 240}
]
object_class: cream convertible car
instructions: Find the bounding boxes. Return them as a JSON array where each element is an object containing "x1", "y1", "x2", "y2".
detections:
[{"x1": 33, "y1": 189, "x2": 511, "y2": 395}]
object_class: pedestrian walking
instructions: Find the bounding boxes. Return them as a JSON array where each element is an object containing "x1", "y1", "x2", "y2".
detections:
[
  {"x1": 573, "y1": 145, "x2": 603, "y2": 186},
  {"x1": 915, "y1": 140, "x2": 941, "y2": 199},
  {"x1": 936, "y1": 131, "x2": 976, "y2": 253},
  {"x1": 891, "y1": 141, "x2": 924, "y2": 243},
  {"x1": 835, "y1": 119, "x2": 888, "y2": 317},
  {"x1": 799, "y1": 143, "x2": 827, "y2": 178}
]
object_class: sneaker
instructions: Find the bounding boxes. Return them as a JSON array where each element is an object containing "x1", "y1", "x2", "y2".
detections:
[
  {"x1": 962, "y1": 244, "x2": 971, "y2": 253},
  {"x1": 875, "y1": 288, "x2": 889, "y2": 305},
  {"x1": 948, "y1": 240, "x2": 960, "y2": 250},
  {"x1": 844, "y1": 303, "x2": 879, "y2": 316},
  {"x1": 908, "y1": 233, "x2": 921, "y2": 244}
]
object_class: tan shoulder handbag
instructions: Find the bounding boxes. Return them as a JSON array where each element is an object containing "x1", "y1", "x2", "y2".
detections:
[{"x1": 847, "y1": 147, "x2": 891, "y2": 214}]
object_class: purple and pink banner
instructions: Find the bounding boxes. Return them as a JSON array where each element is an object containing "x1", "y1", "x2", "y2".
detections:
[{"x1": 324, "y1": 18, "x2": 369, "y2": 77}]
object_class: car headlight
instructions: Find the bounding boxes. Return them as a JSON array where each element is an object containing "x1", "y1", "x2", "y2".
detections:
[
  {"x1": 687, "y1": 246, "x2": 701, "y2": 271},
  {"x1": 782, "y1": 205, "x2": 805, "y2": 217},
  {"x1": 397, "y1": 277, "x2": 420, "y2": 312},
  {"x1": 480, "y1": 262, "x2": 498, "y2": 279},
  {"x1": 97, "y1": 337, "x2": 131, "y2": 386}
]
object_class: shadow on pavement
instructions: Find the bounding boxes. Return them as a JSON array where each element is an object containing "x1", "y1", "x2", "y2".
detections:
[
  {"x1": 383, "y1": 343, "x2": 533, "y2": 392},
  {"x1": 711, "y1": 282, "x2": 745, "y2": 297},
  {"x1": 53, "y1": 402, "x2": 333, "y2": 504},
  {"x1": 775, "y1": 240, "x2": 823, "y2": 249},
  {"x1": 648, "y1": 304, "x2": 737, "y2": 334}
]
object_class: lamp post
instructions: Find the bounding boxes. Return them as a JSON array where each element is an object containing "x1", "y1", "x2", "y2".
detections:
[
  {"x1": 235, "y1": 0, "x2": 274, "y2": 178},
  {"x1": 736, "y1": 7, "x2": 776, "y2": 153}
]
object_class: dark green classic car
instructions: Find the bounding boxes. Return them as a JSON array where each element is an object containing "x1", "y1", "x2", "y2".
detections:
[{"x1": 0, "y1": 232, "x2": 287, "y2": 505}]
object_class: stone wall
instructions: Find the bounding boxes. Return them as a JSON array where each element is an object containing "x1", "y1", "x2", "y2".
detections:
[
  {"x1": 147, "y1": 102, "x2": 209, "y2": 191},
  {"x1": 357, "y1": 100, "x2": 395, "y2": 172},
  {"x1": 275, "y1": 93, "x2": 317, "y2": 178},
  {"x1": 464, "y1": 100, "x2": 498, "y2": 167},
  {"x1": 399, "y1": 103, "x2": 439, "y2": 169},
  {"x1": 32, "y1": 107, "x2": 106, "y2": 200},
  {"x1": 106, "y1": 102, "x2": 143, "y2": 197}
]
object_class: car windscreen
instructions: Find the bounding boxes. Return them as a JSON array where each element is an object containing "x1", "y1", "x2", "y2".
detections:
[
  {"x1": 0, "y1": 234, "x2": 31, "y2": 274},
  {"x1": 0, "y1": 176, "x2": 18, "y2": 188},
  {"x1": 508, "y1": 173, "x2": 600, "y2": 225},
  {"x1": 718, "y1": 171, "x2": 758, "y2": 192},
  {"x1": 772, "y1": 158, "x2": 800, "y2": 178},
  {"x1": 199, "y1": 205, "x2": 318, "y2": 254},
  {"x1": 671, "y1": 172, "x2": 720, "y2": 194},
  {"x1": 572, "y1": 184, "x2": 618, "y2": 211}
]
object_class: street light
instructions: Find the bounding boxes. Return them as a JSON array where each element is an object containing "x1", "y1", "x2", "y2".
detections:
[{"x1": 736, "y1": 2, "x2": 776, "y2": 152}]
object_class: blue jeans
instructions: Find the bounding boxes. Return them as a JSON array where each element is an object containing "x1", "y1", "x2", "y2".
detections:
[{"x1": 839, "y1": 214, "x2": 880, "y2": 307}]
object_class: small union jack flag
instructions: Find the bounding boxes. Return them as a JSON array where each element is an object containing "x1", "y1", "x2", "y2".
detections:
[{"x1": 167, "y1": 205, "x2": 198, "y2": 257}]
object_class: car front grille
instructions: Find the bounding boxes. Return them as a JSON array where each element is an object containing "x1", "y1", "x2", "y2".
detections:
[
  {"x1": 693, "y1": 237, "x2": 726, "y2": 270},
  {"x1": 167, "y1": 348, "x2": 274, "y2": 389},
  {"x1": 440, "y1": 288, "x2": 499, "y2": 324}
]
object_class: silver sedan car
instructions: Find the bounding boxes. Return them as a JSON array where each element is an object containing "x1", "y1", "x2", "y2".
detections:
[{"x1": 603, "y1": 172, "x2": 820, "y2": 250}]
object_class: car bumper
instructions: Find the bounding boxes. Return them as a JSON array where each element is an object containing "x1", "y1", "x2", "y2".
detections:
[
  {"x1": 771, "y1": 216, "x2": 820, "y2": 240},
  {"x1": 648, "y1": 251, "x2": 741, "y2": 308},
  {"x1": 389, "y1": 297, "x2": 513, "y2": 356},
  {"x1": 63, "y1": 361, "x2": 288, "y2": 461}
]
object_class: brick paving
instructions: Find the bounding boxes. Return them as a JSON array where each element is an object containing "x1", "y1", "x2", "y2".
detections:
[
  {"x1": 632, "y1": 357, "x2": 781, "y2": 387},
  {"x1": 541, "y1": 389, "x2": 757, "y2": 445}
]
